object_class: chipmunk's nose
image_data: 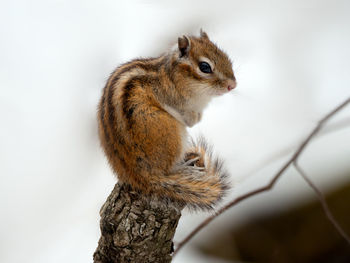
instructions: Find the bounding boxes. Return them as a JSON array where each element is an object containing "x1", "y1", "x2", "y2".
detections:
[{"x1": 227, "y1": 79, "x2": 237, "y2": 91}]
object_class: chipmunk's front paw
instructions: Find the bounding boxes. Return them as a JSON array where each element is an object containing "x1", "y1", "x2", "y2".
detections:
[
  {"x1": 183, "y1": 111, "x2": 202, "y2": 127},
  {"x1": 184, "y1": 152, "x2": 205, "y2": 168}
]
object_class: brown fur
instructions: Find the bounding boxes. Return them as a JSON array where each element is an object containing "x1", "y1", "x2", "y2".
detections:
[{"x1": 98, "y1": 31, "x2": 236, "y2": 210}]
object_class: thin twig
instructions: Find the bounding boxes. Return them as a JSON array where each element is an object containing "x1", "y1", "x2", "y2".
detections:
[
  {"x1": 173, "y1": 97, "x2": 350, "y2": 256},
  {"x1": 293, "y1": 163, "x2": 350, "y2": 244},
  {"x1": 239, "y1": 116, "x2": 350, "y2": 184}
]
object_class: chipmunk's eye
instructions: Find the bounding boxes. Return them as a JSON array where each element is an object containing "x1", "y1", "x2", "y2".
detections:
[{"x1": 199, "y1": 62, "x2": 212, "y2": 73}]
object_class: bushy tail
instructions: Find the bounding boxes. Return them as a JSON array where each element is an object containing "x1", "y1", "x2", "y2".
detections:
[{"x1": 151, "y1": 137, "x2": 230, "y2": 211}]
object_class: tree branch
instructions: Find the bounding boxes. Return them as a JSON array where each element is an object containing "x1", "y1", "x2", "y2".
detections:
[
  {"x1": 174, "y1": 97, "x2": 350, "y2": 256},
  {"x1": 93, "y1": 183, "x2": 182, "y2": 263}
]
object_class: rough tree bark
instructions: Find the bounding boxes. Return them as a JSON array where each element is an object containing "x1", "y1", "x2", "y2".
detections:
[{"x1": 93, "y1": 182, "x2": 182, "y2": 263}]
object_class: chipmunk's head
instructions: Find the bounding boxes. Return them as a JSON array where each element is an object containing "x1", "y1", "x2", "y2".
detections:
[{"x1": 173, "y1": 30, "x2": 236, "y2": 97}]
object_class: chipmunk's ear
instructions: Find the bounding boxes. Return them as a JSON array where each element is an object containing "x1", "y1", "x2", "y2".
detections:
[
  {"x1": 200, "y1": 29, "x2": 209, "y2": 40},
  {"x1": 178, "y1": 35, "x2": 190, "y2": 57}
]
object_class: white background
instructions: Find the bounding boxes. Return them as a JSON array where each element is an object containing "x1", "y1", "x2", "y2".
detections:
[{"x1": 1, "y1": 1, "x2": 350, "y2": 262}]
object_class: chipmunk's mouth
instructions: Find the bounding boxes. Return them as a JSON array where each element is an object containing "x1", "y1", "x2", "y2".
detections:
[
  {"x1": 215, "y1": 89, "x2": 230, "y2": 96},
  {"x1": 215, "y1": 79, "x2": 236, "y2": 96},
  {"x1": 216, "y1": 86, "x2": 236, "y2": 96}
]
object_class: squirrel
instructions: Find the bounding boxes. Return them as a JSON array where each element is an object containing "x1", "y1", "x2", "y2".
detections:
[{"x1": 98, "y1": 30, "x2": 236, "y2": 210}]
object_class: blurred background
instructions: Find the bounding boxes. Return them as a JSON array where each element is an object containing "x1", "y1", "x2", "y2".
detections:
[{"x1": 1, "y1": 0, "x2": 350, "y2": 262}]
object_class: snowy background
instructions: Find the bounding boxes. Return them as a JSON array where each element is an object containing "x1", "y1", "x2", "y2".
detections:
[{"x1": 1, "y1": 0, "x2": 350, "y2": 262}]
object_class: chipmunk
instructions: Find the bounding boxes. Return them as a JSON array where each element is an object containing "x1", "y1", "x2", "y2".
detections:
[{"x1": 98, "y1": 30, "x2": 236, "y2": 210}]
